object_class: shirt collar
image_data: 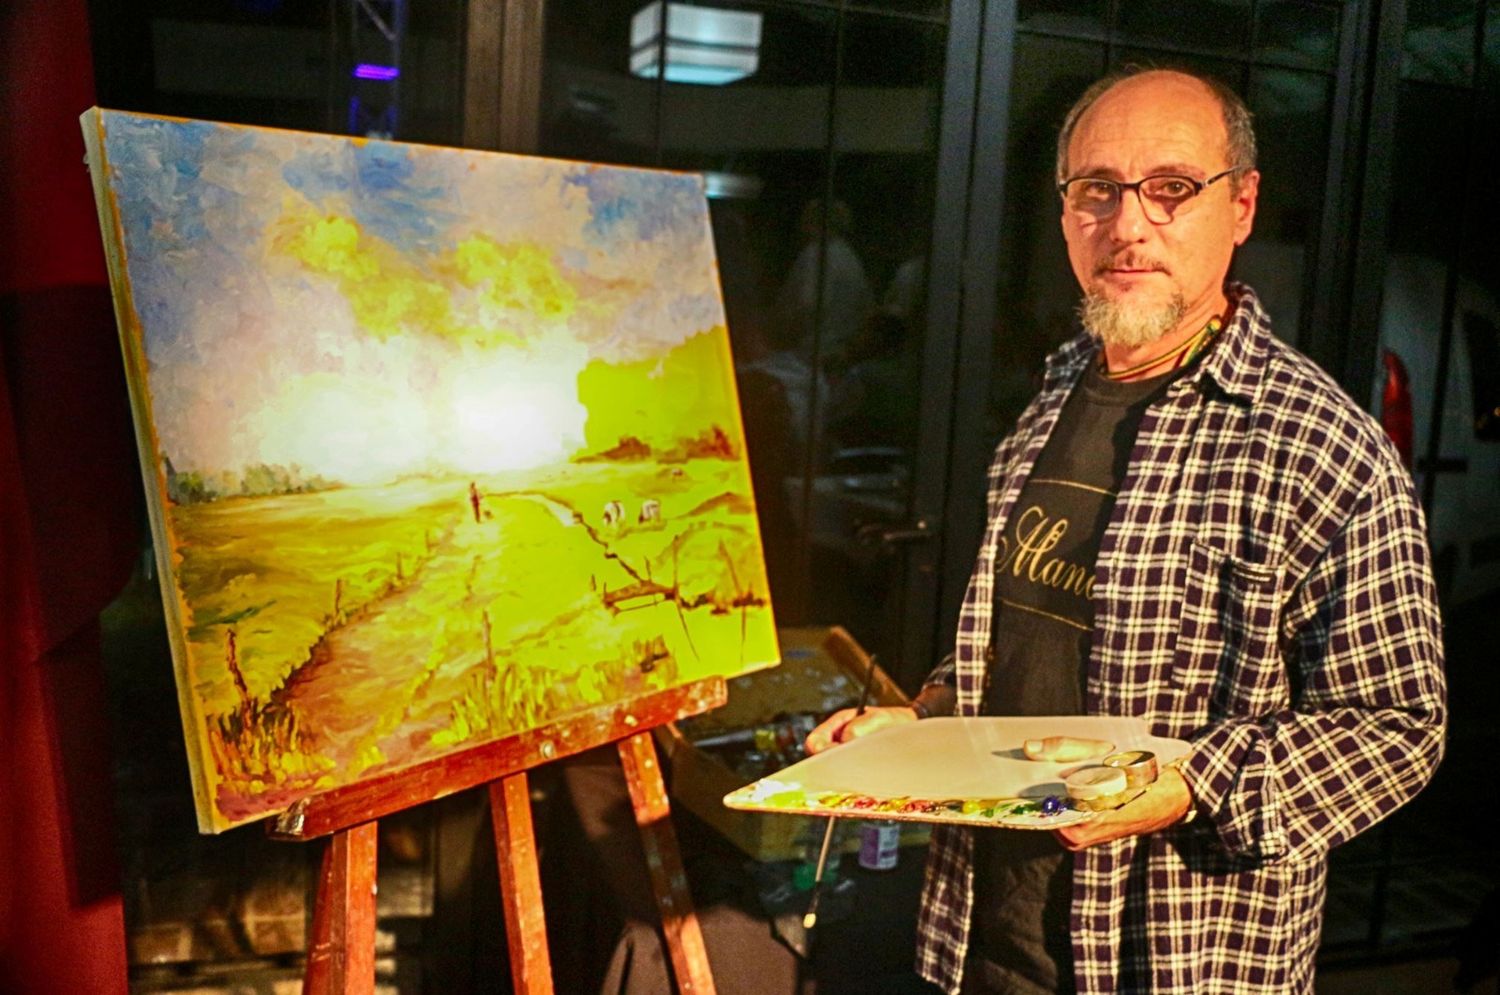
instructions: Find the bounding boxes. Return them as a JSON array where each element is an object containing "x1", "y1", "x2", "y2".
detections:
[
  {"x1": 1043, "y1": 281, "x2": 1270, "y2": 404},
  {"x1": 1193, "y1": 282, "x2": 1269, "y2": 404}
]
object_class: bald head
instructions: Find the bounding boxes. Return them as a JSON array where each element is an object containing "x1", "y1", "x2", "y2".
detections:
[{"x1": 1056, "y1": 68, "x2": 1256, "y2": 192}]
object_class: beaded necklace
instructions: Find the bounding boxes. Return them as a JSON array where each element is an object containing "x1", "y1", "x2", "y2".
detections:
[{"x1": 1101, "y1": 317, "x2": 1223, "y2": 382}]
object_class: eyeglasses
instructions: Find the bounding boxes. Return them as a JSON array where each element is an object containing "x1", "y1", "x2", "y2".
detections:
[{"x1": 1058, "y1": 168, "x2": 1239, "y2": 224}]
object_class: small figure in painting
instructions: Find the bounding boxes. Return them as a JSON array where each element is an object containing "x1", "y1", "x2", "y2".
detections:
[{"x1": 468, "y1": 480, "x2": 482, "y2": 524}]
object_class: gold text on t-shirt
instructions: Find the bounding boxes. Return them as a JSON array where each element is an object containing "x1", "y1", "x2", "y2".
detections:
[{"x1": 994, "y1": 505, "x2": 1096, "y2": 598}]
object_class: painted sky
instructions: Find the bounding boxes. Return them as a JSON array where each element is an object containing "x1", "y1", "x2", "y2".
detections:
[{"x1": 102, "y1": 113, "x2": 728, "y2": 484}]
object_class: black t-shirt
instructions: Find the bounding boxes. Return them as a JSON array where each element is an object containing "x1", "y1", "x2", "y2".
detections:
[{"x1": 968, "y1": 361, "x2": 1178, "y2": 994}]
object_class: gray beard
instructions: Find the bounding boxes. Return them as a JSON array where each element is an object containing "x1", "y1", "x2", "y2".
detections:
[{"x1": 1078, "y1": 291, "x2": 1187, "y2": 350}]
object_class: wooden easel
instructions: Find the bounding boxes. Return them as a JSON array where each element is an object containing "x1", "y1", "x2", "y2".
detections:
[{"x1": 269, "y1": 677, "x2": 727, "y2": 995}]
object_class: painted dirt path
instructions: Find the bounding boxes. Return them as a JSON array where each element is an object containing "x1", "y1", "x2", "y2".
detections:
[{"x1": 268, "y1": 487, "x2": 694, "y2": 781}]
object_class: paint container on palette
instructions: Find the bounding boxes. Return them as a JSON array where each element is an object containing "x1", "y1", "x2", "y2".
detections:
[{"x1": 858, "y1": 820, "x2": 899, "y2": 870}]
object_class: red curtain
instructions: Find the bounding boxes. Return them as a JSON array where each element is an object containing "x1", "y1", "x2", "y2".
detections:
[{"x1": 2, "y1": 0, "x2": 144, "y2": 989}]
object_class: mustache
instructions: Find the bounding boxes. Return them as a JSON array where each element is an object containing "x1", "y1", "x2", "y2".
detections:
[{"x1": 1094, "y1": 253, "x2": 1169, "y2": 276}]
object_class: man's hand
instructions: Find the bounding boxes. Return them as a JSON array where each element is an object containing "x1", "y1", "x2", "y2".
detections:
[
  {"x1": 804, "y1": 705, "x2": 918, "y2": 754},
  {"x1": 1054, "y1": 766, "x2": 1194, "y2": 851}
]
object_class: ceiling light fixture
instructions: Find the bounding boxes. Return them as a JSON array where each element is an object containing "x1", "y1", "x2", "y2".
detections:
[{"x1": 630, "y1": 2, "x2": 762, "y2": 86}]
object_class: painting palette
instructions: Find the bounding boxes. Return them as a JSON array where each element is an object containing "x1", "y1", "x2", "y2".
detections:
[{"x1": 723, "y1": 715, "x2": 1190, "y2": 829}]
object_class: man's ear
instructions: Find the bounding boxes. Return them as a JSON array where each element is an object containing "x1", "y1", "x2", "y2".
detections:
[{"x1": 1232, "y1": 169, "x2": 1260, "y2": 246}]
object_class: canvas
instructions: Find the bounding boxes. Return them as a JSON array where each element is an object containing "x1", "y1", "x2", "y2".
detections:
[{"x1": 81, "y1": 109, "x2": 779, "y2": 832}]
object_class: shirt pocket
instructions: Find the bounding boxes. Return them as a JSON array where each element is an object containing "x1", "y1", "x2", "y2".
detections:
[{"x1": 1171, "y1": 540, "x2": 1288, "y2": 716}]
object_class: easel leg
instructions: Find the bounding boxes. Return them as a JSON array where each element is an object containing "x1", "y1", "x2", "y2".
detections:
[
  {"x1": 305, "y1": 821, "x2": 378, "y2": 995},
  {"x1": 617, "y1": 731, "x2": 717, "y2": 995},
  {"x1": 489, "y1": 773, "x2": 554, "y2": 994}
]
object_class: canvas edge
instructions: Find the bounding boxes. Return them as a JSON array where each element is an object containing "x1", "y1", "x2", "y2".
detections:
[
  {"x1": 79, "y1": 107, "x2": 230, "y2": 834},
  {"x1": 685, "y1": 172, "x2": 783, "y2": 680},
  {"x1": 64, "y1": 106, "x2": 726, "y2": 187}
]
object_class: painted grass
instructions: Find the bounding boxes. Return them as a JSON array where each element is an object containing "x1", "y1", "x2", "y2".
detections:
[{"x1": 166, "y1": 459, "x2": 778, "y2": 826}]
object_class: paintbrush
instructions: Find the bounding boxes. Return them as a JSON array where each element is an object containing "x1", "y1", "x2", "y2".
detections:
[{"x1": 802, "y1": 652, "x2": 878, "y2": 931}]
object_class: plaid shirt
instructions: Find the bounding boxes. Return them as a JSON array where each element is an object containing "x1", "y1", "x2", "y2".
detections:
[{"x1": 916, "y1": 284, "x2": 1447, "y2": 994}]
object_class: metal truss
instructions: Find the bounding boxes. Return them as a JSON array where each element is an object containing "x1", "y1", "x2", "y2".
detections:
[{"x1": 344, "y1": 0, "x2": 406, "y2": 138}]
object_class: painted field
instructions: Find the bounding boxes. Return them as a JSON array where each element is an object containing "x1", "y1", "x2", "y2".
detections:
[{"x1": 176, "y1": 459, "x2": 771, "y2": 824}]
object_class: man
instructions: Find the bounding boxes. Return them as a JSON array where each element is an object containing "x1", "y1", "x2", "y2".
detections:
[{"x1": 805, "y1": 68, "x2": 1446, "y2": 994}]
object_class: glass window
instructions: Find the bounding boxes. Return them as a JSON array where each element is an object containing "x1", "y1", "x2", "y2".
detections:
[
  {"x1": 1253, "y1": 0, "x2": 1340, "y2": 71},
  {"x1": 1378, "y1": 79, "x2": 1475, "y2": 491},
  {"x1": 138, "y1": 4, "x2": 334, "y2": 133},
  {"x1": 1017, "y1": 0, "x2": 1108, "y2": 39},
  {"x1": 1402, "y1": 0, "x2": 1478, "y2": 84},
  {"x1": 1230, "y1": 67, "x2": 1334, "y2": 341},
  {"x1": 813, "y1": 12, "x2": 946, "y2": 650},
  {"x1": 389, "y1": 2, "x2": 466, "y2": 144},
  {"x1": 1115, "y1": 0, "x2": 1253, "y2": 59},
  {"x1": 98, "y1": 0, "x2": 463, "y2": 143},
  {"x1": 541, "y1": 3, "x2": 662, "y2": 165},
  {"x1": 1112, "y1": 46, "x2": 1243, "y2": 82},
  {"x1": 1468, "y1": 4, "x2": 1500, "y2": 289},
  {"x1": 991, "y1": 35, "x2": 1105, "y2": 437},
  {"x1": 1463, "y1": 312, "x2": 1500, "y2": 441},
  {"x1": 1387, "y1": 82, "x2": 1469, "y2": 263},
  {"x1": 848, "y1": 0, "x2": 949, "y2": 19}
]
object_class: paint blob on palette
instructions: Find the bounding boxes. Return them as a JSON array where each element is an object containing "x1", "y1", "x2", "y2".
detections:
[{"x1": 82, "y1": 108, "x2": 779, "y2": 831}]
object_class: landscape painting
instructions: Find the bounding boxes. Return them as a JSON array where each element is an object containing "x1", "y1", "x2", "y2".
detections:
[{"x1": 82, "y1": 109, "x2": 779, "y2": 832}]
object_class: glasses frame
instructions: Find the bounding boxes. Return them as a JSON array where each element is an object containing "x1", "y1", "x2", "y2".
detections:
[{"x1": 1057, "y1": 167, "x2": 1241, "y2": 224}]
